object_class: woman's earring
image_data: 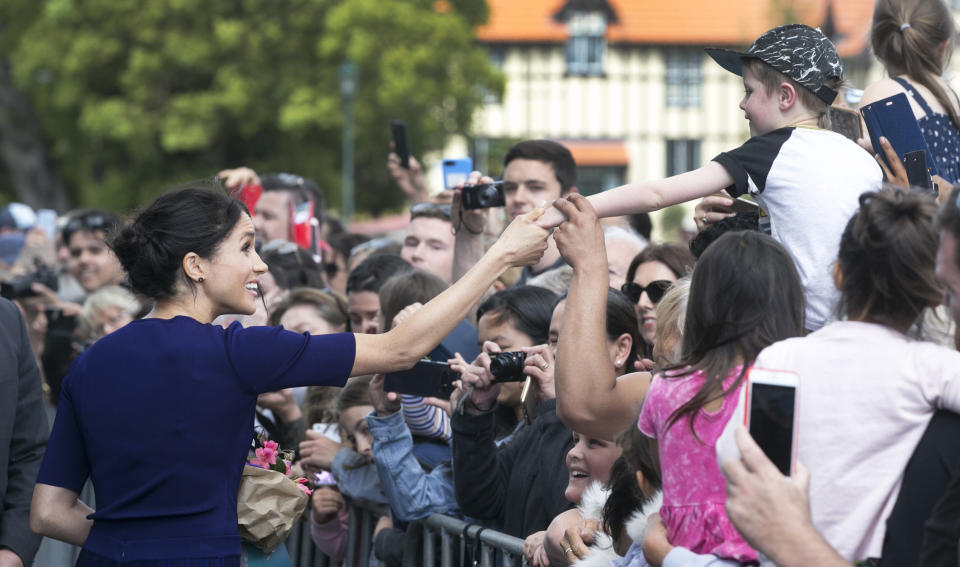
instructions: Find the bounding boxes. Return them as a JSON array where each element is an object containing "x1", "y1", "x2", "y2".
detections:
[
  {"x1": 615, "y1": 360, "x2": 622, "y2": 367},
  {"x1": 198, "y1": 277, "x2": 205, "y2": 283}
]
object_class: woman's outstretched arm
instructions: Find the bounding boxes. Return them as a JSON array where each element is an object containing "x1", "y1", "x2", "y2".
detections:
[{"x1": 352, "y1": 209, "x2": 549, "y2": 377}]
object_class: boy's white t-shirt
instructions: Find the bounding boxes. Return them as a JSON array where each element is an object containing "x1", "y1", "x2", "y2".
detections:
[{"x1": 713, "y1": 127, "x2": 883, "y2": 330}]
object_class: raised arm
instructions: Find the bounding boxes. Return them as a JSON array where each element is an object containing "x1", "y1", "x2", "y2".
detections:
[
  {"x1": 352, "y1": 210, "x2": 548, "y2": 376},
  {"x1": 539, "y1": 162, "x2": 734, "y2": 228},
  {"x1": 552, "y1": 195, "x2": 648, "y2": 439}
]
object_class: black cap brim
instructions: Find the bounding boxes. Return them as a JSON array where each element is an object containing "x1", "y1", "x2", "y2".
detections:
[{"x1": 704, "y1": 47, "x2": 748, "y2": 78}]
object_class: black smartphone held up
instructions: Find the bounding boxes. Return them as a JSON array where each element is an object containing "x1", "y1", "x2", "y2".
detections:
[
  {"x1": 827, "y1": 106, "x2": 862, "y2": 142},
  {"x1": 745, "y1": 367, "x2": 800, "y2": 476},
  {"x1": 384, "y1": 360, "x2": 460, "y2": 400},
  {"x1": 904, "y1": 150, "x2": 936, "y2": 193},
  {"x1": 391, "y1": 120, "x2": 410, "y2": 169}
]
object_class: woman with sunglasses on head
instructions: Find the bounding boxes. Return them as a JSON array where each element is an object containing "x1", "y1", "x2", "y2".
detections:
[
  {"x1": 29, "y1": 186, "x2": 549, "y2": 566},
  {"x1": 621, "y1": 244, "x2": 694, "y2": 367}
]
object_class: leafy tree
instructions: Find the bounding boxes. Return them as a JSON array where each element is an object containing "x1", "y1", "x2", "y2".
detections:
[{"x1": 0, "y1": 0, "x2": 502, "y2": 216}]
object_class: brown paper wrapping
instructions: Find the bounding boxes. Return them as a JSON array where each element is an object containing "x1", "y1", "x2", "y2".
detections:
[{"x1": 237, "y1": 465, "x2": 309, "y2": 553}]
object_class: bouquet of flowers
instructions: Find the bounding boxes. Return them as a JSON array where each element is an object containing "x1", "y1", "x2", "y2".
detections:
[{"x1": 237, "y1": 436, "x2": 313, "y2": 553}]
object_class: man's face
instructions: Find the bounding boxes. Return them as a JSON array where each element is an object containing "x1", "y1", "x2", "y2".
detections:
[
  {"x1": 502, "y1": 159, "x2": 565, "y2": 221},
  {"x1": 936, "y1": 230, "x2": 960, "y2": 325},
  {"x1": 348, "y1": 290, "x2": 381, "y2": 334},
  {"x1": 68, "y1": 229, "x2": 124, "y2": 293},
  {"x1": 254, "y1": 191, "x2": 292, "y2": 243},
  {"x1": 401, "y1": 217, "x2": 454, "y2": 282}
]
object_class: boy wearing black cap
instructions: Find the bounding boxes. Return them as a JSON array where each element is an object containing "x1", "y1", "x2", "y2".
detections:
[{"x1": 539, "y1": 24, "x2": 882, "y2": 331}]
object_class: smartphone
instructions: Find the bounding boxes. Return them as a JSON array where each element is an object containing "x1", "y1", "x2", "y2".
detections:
[
  {"x1": 827, "y1": 106, "x2": 862, "y2": 142},
  {"x1": 904, "y1": 150, "x2": 935, "y2": 193},
  {"x1": 391, "y1": 120, "x2": 410, "y2": 169},
  {"x1": 36, "y1": 209, "x2": 57, "y2": 240},
  {"x1": 729, "y1": 197, "x2": 760, "y2": 214},
  {"x1": 744, "y1": 367, "x2": 799, "y2": 476},
  {"x1": 860, "y1": 93, "x2": 939, "y2": 176},
  {"x1": 520, "y1": 377, "x2": 540, "y2": 425},
  {"x1": 442, "y1": 158, "x2": 473, "y2": 190},
  {"x1": 384, "y1": 360, "x2": 460, "y2": 400}
]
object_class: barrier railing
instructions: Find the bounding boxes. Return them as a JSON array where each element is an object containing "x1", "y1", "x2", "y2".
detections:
[{"x1": 286, "y1": 506, "x2": 527, "y2": 567}]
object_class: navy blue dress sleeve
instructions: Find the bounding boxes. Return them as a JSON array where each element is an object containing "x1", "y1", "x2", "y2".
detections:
[
  {"x1": 36, "y1": 376, "x2": 90, "y2": 493},
  {"x1": 224, "y1": 324, "x2": 356, "y2": 394}
]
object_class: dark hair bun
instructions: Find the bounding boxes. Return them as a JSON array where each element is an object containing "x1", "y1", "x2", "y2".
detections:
[{"x1": 108, "y1": 187, "x2": 247, "y2": 300}]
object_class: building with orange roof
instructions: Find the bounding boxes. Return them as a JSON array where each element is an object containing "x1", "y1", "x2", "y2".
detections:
[{"x1": 450, "y1": 0, "x2": 880, "y2": 238}]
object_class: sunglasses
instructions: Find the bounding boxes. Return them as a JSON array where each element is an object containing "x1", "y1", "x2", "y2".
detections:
[
  {"x1": 620, "y1": 280, "x2": 673, "y2": 304},
  {"x1": 410, "y1": 202, "x2": 452, "y2": 219}
]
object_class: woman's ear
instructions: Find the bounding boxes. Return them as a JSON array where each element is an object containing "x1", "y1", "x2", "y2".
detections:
[
  {"x1": 613, "y1": 333, "x2": 632, "y2": 368},
  {"x1": 181, "y1": 252, "x2": 206, "y2": 284}
]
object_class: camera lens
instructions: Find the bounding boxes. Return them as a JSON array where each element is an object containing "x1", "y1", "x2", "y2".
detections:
[{"x1": 490, "y1": 351, "x2": 526, "y2": 382}]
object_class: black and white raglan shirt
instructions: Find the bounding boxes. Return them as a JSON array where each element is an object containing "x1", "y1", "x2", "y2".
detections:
[{"x1": 713, "y1": 127, "x2": 883, "y2": 330}]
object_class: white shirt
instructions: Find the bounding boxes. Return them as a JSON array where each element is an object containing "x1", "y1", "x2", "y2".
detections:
[{"x1": 754, "y1": 321, "x2": 960, "y2": 560}]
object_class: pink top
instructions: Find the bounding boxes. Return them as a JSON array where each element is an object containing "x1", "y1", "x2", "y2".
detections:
[{"x1": 638, "y1": 366, "x2": 756, "y2": 563}]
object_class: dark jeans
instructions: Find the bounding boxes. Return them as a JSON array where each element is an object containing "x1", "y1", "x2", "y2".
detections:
[
  {"x1": 880, "y1": 410, "x2": 960, "y2": 567},
  {"x1": 77, "y1": 549, "x2": 241, "y2": 567}
]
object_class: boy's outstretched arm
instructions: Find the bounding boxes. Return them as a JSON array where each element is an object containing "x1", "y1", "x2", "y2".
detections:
[{"x1": 538, "y1": 161, "x2": 734, "y2": 228}]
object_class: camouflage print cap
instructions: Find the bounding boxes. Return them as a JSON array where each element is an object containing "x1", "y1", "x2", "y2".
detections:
[{"x1": 704, "y1": 24, "x2": 843, "y2": 105}]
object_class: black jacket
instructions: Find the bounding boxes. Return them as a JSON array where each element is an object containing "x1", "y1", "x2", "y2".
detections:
[
  {"x1": 0, "y1": 298, "x2": 48, "y2": 564},
  {"x1": 451, "y1": 398, "x2": 573, "y2": 539}
]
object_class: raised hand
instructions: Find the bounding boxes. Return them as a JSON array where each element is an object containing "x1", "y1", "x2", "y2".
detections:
[
  {"x1": 490, "y1": 209, "x2": 549, "y2": 268},
  {"x1": 693, "y1": 193, "x2": 735, "y2": 231},
  {"x1": 552, "y1": 194, "x2": 606, "y2": 272}
]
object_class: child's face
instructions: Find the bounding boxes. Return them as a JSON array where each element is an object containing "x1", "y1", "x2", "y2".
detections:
[
  {"x1": 564, "y1": 431, "x2": 622, "y2": 504},
  {"x1": 340, "y1": 404, "x2": 375, "y2": 463},
  {"x1": 739, "y1": 67, "x2": 781, "y2": 137}
]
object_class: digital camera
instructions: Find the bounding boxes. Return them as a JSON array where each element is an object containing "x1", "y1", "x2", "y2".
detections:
[
  {"x1": 490, "y1": 351, "x2": 527, "y2": 382},
  {"x1": 461, "y1": 181, "x2": 505, "y2": 210}
]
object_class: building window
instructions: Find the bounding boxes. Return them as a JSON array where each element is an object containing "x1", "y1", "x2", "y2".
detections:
[
  {"x1": 666, "y1": 139, "x2": 701, "y2": 176},
  {"x1": 577, "y1": 166, "x2": 625, "y2": 196},
  {"x1": 566, "y1": 12, "x2": 606, "y2": 76},
  {"x1": 665, "y1": 48, "x2": 702, "y2": 107}
]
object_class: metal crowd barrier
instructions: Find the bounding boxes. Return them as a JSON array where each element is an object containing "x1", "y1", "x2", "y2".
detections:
[{"x1": 287, "y1": 506, "x2": 526, "y2": 567}]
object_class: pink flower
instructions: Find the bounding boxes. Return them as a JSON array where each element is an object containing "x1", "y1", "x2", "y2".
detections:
[
  {"x1": 247, "y1": 457, "x2": 269, "y2": 469},
  {"x1": 255, "y1": 443, "x2": 278, "y2": 466},
  {"x1": 285, "y1": 461, "x2": 291, "y2": 475}
]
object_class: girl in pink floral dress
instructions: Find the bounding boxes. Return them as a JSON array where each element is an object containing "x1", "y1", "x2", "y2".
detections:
[{"x1": 637, "y1": 231, "x2": 806, "y2": 563}]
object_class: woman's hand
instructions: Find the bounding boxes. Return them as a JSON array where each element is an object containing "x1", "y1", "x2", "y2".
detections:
[
  {"x1": 520, "y1": 344, "x2": 556, "y2": 401},
  {"x1": 693, "y1": 193, "x2": 735, "y2": 231},
  {"x1": 311, "y1": 486, "x2": 344, "y2": 524},
  {"x1": 369, "y1": 374, "x2": 402, "y2": 417},
  {"x1": 489, "y1": 209, "x2": 550, "y2": 268},
  {"x1": 298, "y1": 430, "x2": 344, "y2": 472},
  {"x1": 545, "y1": 509, "x2": 596, "y2": 565},
  {"x1": 217, "y1": 167, "x2": 260, "y2": 191},
  {"x1": 449, "y1": 345, "x2": 501, "y2": 413},
  {"x1": 552, "y1": 194, "x2": 606, "y2": 272}
]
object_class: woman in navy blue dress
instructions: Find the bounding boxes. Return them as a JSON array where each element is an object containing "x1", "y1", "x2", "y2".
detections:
[{"x1": 30, "y1": 187, "x2": 549, "y2": 566}]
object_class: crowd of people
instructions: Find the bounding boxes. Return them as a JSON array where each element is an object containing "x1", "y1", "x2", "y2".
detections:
[{"x1": 3, "y1": 2, "x2": 960, "y2": 566}]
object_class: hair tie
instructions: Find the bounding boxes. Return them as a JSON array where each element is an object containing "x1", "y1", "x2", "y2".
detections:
[{"x1": 900, "y1": 22, "x2": 911, "y2": 31}]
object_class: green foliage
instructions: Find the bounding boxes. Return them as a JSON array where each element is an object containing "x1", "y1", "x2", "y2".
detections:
[{"x1": 1, "y1": 0, "x2": 502, "y2": 214}]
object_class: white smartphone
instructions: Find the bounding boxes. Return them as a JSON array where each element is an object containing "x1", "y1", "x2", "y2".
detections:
[
  {"x1": 744, "y1": 367, "x2": 799, "y2": 476},
  {"x1": 36, "y1": 209, "x2": 58, "y2": 240}
]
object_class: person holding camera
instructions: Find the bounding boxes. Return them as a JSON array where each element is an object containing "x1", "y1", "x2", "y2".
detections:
[
  {"x1": 452, "y1": 140, "x2": 578, "y2": 286},
  {"x1": 448, "y1": 285, "x2": 573, "y2": 539},
  {"x1": 29, "y1": 186, "x2": 549, "y2": 564}
]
